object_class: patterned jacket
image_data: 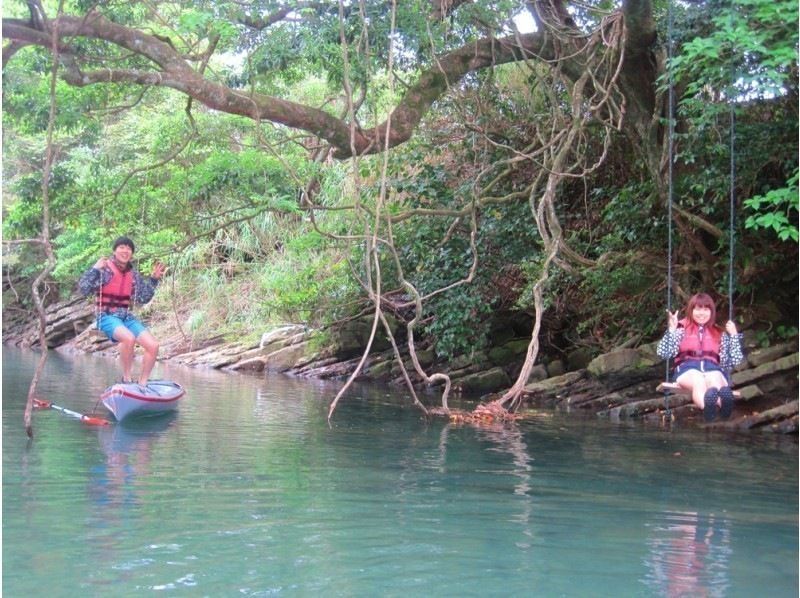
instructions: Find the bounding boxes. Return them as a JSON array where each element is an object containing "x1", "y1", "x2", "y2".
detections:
[
  {"x1": 78, "y1": 263, "x2": 159, "y2": 307},
  {"x1": 656, "y1": 328, "x2": 744, "y2": 372}
]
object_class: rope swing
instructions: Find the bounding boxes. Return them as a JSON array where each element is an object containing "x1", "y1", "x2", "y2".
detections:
[
  {"x1": 658, "y1": 0, "x2": 679, "y2": 415},
  {"x1": 658, "y1": 0, "x2": 739, "y2": 405},
  {"x1": 726, "y1": 13, "x2": 737, "y2": 324}
]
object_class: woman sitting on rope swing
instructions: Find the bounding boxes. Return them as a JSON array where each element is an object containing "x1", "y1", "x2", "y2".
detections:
[{"x1": 656, "y1": 292, "x2": 744, "y2": 422}]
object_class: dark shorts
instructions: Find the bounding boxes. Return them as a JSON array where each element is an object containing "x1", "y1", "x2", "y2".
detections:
[
  {"x1": 673, "y1": 359, "x2": 729, "y2": 382},
  {"x1": 98, "y1": 312, "x2": 147, "y2": 342}
]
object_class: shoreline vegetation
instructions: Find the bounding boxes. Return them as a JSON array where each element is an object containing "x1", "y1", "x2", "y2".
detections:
[{"x1": 4, "y1": 295, "x2": 797, "y2": 435}]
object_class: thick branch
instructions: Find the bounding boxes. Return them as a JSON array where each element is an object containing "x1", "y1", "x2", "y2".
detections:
[
  {"x1": 621, "y1": 0, "x2": 656, "y2": 57},
  {"x1": 430, "y1": 0, "x2": 472, "y2": 21},
  {"x1": 618, "y1": 0, "x2": 659, "y2": 140},
  {"x1": 3, "y1": 1, "x2": 657, "y2": 157},
  {"x1": 238, "y1": 3, "x2": 325, "y2": 30},
  {"x1": 3, "y1": 12, "x2": 561, "y2": 157},
  {"x1": 2, "y1": 40, "x2": 28, "y2": 67}
]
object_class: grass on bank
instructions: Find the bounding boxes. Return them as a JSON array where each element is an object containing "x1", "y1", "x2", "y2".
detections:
[{"x1": 142, "y1": 231, "x2": 362, "y2": 349}]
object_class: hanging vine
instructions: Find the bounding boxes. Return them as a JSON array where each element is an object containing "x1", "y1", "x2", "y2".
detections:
[
  {"x1": 23, "y1": 0, "x2": 64, "y2": 438},
  {"x1": 299, "y1": 1, "x2": 632, "y2": 419}
]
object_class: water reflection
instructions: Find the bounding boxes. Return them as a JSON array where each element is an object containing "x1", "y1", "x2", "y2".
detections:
[
  {"x1": 643, "y1": 510, "x2": 731, "y2": 597},
  {"x1": 465, "y1": 422, "x2": 536, "y2": 549},
  {"x1": 90, "y1": 414, "x2": 178, "y2": 509},
  {"x1": 471, "y1": 421, "x2": 534, "y2": 494},
  {"x1": 82, "y1": 413, "x2": 180, "y2": 583}
]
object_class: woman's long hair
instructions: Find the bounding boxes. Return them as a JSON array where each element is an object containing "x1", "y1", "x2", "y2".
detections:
[{"x1": 680, "y1": 293, "x2": 722, "y2": 342}]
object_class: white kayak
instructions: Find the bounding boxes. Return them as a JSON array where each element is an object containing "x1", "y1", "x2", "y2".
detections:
[{"x1": 101, "y1": 380, "x2": 185, "y2": 421}]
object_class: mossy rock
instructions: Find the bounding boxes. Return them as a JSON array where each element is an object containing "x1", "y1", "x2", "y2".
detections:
[
  {"x1": 366, "y1": 360, "x2": 394, "y2": 379},
  {"x1": 488, "y1": 339, "x2": 530, "y2": 365},
  {"x1": 454, "y1": 367, "x2": 511, "y2": 394},
  {"x1": 587, "y1": 348, "x2": 659, "y2": 376},
  {"x1": 567, "y1": 347, "x2": 594, "y2": 371},
  {"x1": 546, "y1": 359, "x2": 565, "y2": 377}
]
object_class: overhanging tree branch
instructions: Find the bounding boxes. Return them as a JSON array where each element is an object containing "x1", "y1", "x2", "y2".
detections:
[{"x1": 3, "y1": 1, "x2": 658, "y2": 158}]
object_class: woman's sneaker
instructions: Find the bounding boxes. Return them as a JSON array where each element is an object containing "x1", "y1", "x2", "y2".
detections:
[
  {"x1": 703, "y1": 388, "x2": 720, "y2": 422},
  {"x1": 719, "y1": 387, "x2": 735, "y2": 419}
]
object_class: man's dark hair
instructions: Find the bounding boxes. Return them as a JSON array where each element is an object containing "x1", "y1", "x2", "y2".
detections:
[{"x1": 112, "y1": 236, "x2": 135, "y2": 253}]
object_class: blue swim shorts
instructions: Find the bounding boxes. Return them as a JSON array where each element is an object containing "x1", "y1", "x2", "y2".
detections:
[{"x1": 98, "y1": 312, "x2": 147, "y2": 342}]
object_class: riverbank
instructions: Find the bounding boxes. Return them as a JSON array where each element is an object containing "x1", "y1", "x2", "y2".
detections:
[{"x1": 4, "y1": 297, "x2": 798, "y2": 433}]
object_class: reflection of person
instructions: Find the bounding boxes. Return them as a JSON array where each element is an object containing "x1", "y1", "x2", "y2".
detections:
[
  {"x1": 656, "y1": 293, "x2": 744, "y2": 422},
  {"x1": 79, "y1": 236, "x2": 166, "y2": 385},
  {"x1": 643, "y1": 511, "x2": 731, "y2": 598}
]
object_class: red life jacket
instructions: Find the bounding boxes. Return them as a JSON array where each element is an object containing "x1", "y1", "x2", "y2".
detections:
[
  {"x1": 674, "y1": 319, "x2": 720, "y2": 366},
  {"x1": 98, "y1": 260, "x2": 133, "y2": 311}
]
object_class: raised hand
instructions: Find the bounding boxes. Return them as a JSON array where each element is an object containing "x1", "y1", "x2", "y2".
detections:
[
  {"x1": 666, "y1": 309, "x2": 679, "y2": 331},
  {"x1": 151, "y1": 261, "x2": 167, "y2": 280}
]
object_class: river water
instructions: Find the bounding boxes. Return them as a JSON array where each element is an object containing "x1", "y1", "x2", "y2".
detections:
[{"x1": 3, "y1": 347, "x2": 797, "y2": 596}]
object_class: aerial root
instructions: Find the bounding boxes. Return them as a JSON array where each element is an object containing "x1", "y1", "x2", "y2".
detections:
[{"x1": 429, "y1": 400, "x2": 520, "y2": 425}]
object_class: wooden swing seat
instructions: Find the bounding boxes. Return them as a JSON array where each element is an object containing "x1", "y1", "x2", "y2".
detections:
[{"x1": 656, "y1": 382, "x2": 741, "y2": 398}]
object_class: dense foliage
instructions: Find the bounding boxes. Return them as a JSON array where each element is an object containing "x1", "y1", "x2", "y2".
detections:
[{"x1": 3, "y1": 0, "x2": 797, "y2": 364}]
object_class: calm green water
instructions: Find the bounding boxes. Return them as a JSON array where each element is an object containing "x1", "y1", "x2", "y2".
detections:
[{"x1": 3, "y1": 347, "x2": 798, "y2": 596}]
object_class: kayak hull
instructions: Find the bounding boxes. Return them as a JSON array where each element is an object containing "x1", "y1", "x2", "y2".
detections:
[{"x1": 101, "y1": 380, "x2": 185, "y2": 421}]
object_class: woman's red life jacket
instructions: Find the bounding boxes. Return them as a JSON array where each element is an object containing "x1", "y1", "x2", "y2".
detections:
[
  {"x1": 674, "y1": 318, "x2": 720, "y2": 366},
  {"x1": 98, "y1": 260, "x2": 133, "y2": 311}
]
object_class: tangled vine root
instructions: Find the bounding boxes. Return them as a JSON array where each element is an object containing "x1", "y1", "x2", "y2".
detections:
[{"x1": 430, "y1": 400, "x2": 521, "y2": 425}]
